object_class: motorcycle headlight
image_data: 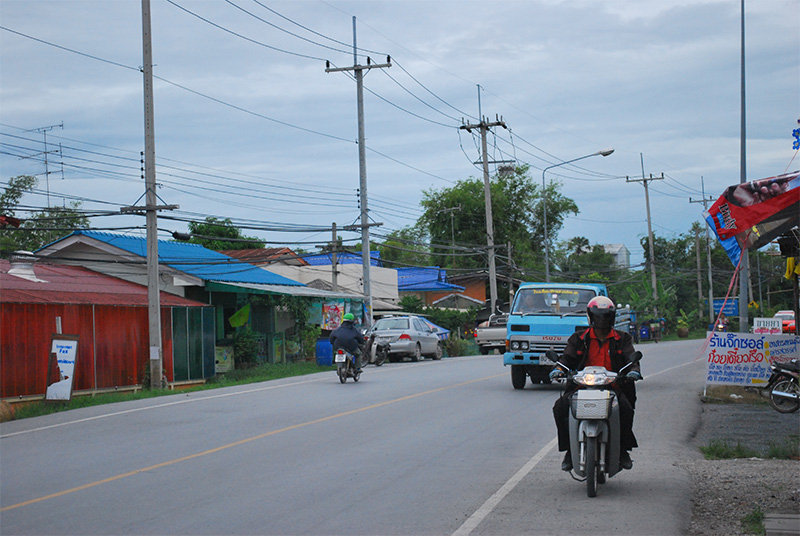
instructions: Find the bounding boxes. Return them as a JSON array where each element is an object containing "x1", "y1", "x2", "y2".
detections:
[{"x1": 574, "y1": 369, "x2": 615, "y2": 386}]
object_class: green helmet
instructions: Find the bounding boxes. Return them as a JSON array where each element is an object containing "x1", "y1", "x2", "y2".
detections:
[{"x1": 342, "y1": 313, "x2": 355, "y2": 321}]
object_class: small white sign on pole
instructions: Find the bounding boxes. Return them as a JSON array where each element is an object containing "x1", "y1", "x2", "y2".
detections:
[
  {"x1": 45, "y1": 335, "x2": 79, "y2": 402},
  {"x1": 752, "y1": 317, "x2": 782, "y2": 334}
]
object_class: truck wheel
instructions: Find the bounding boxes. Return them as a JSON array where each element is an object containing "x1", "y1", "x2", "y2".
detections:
[
  {"x1": 511, "y1": 366, "x2": 526, "y2": 390},
  {"x1": 480, "y1": 346, "x2": 489, "y2": 355}
]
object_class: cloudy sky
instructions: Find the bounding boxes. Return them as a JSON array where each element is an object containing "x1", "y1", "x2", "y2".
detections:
[{"x1": 1, "y1": 0, "x2": 798, "y2": 270}]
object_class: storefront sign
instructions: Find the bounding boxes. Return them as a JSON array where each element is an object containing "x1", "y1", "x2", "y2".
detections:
[{"x1": 705, "y1": 332, "x2": 798, "y2": 386}]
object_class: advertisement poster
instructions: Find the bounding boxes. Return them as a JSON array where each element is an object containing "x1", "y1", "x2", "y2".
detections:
[
  {"x1": 704, "y1": 170, "x2": 799, "y2": 265},
  {"x1": 45, "y1": 335, "x2": 79, "y2": 402},
  {"x1": 322, "y1": 302, "x2": 343, "y2": 330},
  {"x1": 705, "y1": 332, "x2": 798, "y2": 386}
]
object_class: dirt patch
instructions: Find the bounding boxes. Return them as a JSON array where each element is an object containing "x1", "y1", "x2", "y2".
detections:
[{"x1": 684, "y1": 397, "x2": 800, "y2": 535}]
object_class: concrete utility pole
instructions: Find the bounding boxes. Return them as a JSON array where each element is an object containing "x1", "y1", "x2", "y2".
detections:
[
  {"x1": 459, "y1": 115, "x2": 507, "y2": 314},
  {"x1": 120, "y1": 0, "x2": 177, "y2": 389},
  {"x1": 331, "y1": 222, "x2": 338, "y2": 291},
  {"x1": 626, "y1": 158, "x2": 664, "y2": 315},
  {"x1": 689, "y1": 185, "x2": 716, "y2": 324},
  {"x1": 325, "y1": 17, "x2": 390, "y2": 329}
]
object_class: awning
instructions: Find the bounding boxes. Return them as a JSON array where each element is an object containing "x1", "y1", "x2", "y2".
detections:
[{"x1": 206, "y1": 280, "x2": 364, "y2": 300}]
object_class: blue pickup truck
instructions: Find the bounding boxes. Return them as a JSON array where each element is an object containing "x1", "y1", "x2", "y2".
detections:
[{"x1": 503, "y1": 282, "x2": 610, "y2": 389}]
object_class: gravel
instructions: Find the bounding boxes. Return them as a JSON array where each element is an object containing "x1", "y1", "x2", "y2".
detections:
[{"x1": 682, "y1": 399, "x2": 800, "y2": 535}]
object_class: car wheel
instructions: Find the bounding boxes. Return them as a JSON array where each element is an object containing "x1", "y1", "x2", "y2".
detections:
[
  {"x1": 411, "y1": 344, "x2": 421, "y2": 362},
  {"x1": 433, "y1": 342, "x2": 443, "y2": 360}
]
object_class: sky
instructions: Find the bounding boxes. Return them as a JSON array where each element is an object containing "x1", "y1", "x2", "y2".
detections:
[{"x1": 1, "y1": 0, "x2": 798, "y2": 272}]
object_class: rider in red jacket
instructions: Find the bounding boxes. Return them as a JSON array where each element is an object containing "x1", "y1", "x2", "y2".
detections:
[{"x1": 550, "y1": 296, "x2": 642, "y2": 471}]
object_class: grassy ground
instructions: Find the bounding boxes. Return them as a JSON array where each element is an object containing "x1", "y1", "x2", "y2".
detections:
[{"x1": 7, "y1": 361, "x2": 335, "y2": 422}]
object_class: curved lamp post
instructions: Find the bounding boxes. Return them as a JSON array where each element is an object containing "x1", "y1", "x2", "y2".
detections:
[{"x1": 542, "y1": 148, "x2": 614, "y2": 282}]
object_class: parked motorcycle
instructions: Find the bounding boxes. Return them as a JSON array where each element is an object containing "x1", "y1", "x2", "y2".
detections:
[
  {"x1": 334, "y1": 348, "x2": 361, "y2": 383},
  {"x1": 765, "y1": 358, "x2": 799, "y2": 413},
  {"x1": 548, "y1": 349, "x2": 642, "y2": 498},
  {"x1": 365, "y1": 334, "x2": 389, "y2": 367}
]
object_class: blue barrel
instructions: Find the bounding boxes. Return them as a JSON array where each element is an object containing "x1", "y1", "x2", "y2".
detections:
[
  {"x1": 639, "y1": 325, "x2": 650, "y2": 340},
  {"x1": 315, "y1": 338, "x2": 333, "y2": 366}
]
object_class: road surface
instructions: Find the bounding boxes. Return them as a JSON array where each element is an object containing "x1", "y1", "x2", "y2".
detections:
[{"x1": 0, "y1": 339, "x2": 707, "y2": 535}]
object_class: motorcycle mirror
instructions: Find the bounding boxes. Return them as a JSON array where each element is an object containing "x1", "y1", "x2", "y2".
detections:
[
  {"x1": 545, "y1": 350, "x2": 559, "y2": 361},
  {"x1": 630, "y1": 351, "x2": 642, "y2": 363}
]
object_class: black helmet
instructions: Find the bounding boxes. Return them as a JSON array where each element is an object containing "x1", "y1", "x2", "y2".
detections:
[{"x1": 587, "y1": 296, "x2": 616, "y2": 330}]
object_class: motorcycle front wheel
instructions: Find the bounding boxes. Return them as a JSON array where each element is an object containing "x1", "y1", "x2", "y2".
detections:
[
  {"x1": 769, "y1": 378, "x2": 799, "y2": 413},
  {"x1": 585, "y1": 437, "x2": 598, "y2": 498}
]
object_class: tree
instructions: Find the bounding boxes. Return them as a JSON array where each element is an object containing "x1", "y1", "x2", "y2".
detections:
[
  {"x1": 418, "y1": 165, "x2": 578, "y2": 273},
  {"x1": 181, "y1": 217, "x2": 265, "y2": 250},
  {"x1": 553, "y1": 238, "x2": 621, "y2": 283},
  {"x1": 1, "y1": 175, "x2": 89, "y2": 257},
  {"x1": 375, "y1": 226, "x2": 432, "y2": 268}
]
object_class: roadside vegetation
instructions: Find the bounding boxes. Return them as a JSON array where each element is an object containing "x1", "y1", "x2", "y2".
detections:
[{"x1": 7, "y1": 361, "x2": 335, "y2": 422}]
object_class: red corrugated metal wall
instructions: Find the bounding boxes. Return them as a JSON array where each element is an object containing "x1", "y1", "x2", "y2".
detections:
[{"x1": 0, "y1": 304, "x2": 176, "y2": 398}]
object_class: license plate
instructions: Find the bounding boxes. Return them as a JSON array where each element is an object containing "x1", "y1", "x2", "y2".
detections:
[
  {"x1": 538, "y1": 354, "x2": 553, "y2": 365},
  {"x1": 334, "y1": 353, "x2": 346, "y2": 363}
]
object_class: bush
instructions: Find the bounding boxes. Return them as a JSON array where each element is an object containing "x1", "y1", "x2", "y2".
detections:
[
  {"x1": 233, "y1": 328, "x2": 261, "y2": 366},
  {"x1": 444, "y1": 337, "x2": 474, "y2": 357}
]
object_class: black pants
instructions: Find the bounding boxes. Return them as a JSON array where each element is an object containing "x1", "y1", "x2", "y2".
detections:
[{"x1": 553, "y1": 389, "x2": 637, "y2": 452}]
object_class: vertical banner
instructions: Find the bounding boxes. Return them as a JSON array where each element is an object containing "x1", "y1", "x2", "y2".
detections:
[
  {"x1": 705, "y1": 332, "x2": 798, "y2": 386},
  {"x1": 45, "y1": 335, "x2": 80, "y2": 402}
]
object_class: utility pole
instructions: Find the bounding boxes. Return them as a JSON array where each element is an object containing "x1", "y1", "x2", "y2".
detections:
[
  {"x1": 739, "y1": 0, "x2": 750, "y2": 333},
  {"x1": 120, "y1": 0, "x2": 177, "y2": 389},
  {"x1": 626, "y1": 158, "x2": 663, "y2": 315},
  {"x1": 325, "y1": 17, "x2": 390, "y2": 329},
  {"x1": 331, "y1": 222, "x2": 338, "y2": 291},
  {"x1": 689, "y1": 183, "x2": 716, "y2": 325},
  {"x1": 460, "y1": 114, "x2": 507, "y2": 314},
  {"x1": 507, "y1": 241, "x2": 515, "y2": 305}
]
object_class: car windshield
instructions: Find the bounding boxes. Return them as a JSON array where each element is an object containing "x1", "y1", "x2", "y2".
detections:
[
  {"x1": 774, "y1": 312, "x2": 795, "y2": 320},
  {"x1": 373, "y1": 318, "x2": 410, "y2": 330},
  {"x1": 512, "y1": 288, "x2": 598, "y2": 314}
]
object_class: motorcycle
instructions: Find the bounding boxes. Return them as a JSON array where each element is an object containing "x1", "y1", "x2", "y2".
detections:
[
  {"x1": 334, "y1": 348, "x2": 361, "y2": 383},
  {"x1": 765, "y1": 358, "x2": 799, "y2": 413},
  {"x1": 548, "y1": 349, "x2": 642, "y2": 498},
  {"x1": 365, "y1": 333, "x2": 389, "y2": 367}
]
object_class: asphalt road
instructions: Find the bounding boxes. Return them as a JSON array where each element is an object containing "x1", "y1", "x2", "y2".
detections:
[{"x1": 0, "y1": 339, "x2": 707, "y2": 535}]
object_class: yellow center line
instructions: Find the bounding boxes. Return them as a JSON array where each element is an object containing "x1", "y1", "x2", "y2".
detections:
[{"x1": 2, "y1": 372, "x2": 506, "y2": 512}]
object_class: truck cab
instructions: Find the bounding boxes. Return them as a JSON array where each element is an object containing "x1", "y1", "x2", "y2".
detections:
[{"x1": 504, "y1": 282, "x2": 609, "y2": 389}]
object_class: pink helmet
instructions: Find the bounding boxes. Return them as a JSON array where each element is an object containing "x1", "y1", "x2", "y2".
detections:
[{"x1": 587, "y1": 296, "x2": 616, "y2": 328}]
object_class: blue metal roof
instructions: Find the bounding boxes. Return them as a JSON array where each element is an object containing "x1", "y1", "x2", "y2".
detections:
[
  {"x1": 302, "y1": 251, "x2": 382, "y2": 266},
  {"x1": 64, "y1": 231, "x2": 304, "y2": 286},
  {"x1": 397, "y1": 266, "x2": 464, "y2": 292}
]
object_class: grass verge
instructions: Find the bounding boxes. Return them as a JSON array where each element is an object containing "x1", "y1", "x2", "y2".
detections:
[
  {"x1": 700, "y1": 435, "x2": 800, "y2": 460},
  {"x1": 740, "y1": 507, "x2": 766, "y2": 535},
  {"x1": 9, "y1": 362, "x2": 335, "y2": 421}
]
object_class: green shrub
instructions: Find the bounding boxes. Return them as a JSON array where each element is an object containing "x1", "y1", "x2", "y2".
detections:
[
  {"x1": 233, "y1": 328, "x2": 260, "y2": 366},
  {"x1": 740, "y1": 507, "x2": 765, "y2": 535},
  {"x1": 443, "y1": 337, "x2": 472, "y2": 358}
]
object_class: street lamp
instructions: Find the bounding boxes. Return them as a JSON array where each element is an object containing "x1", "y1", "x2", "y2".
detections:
[{"x1": 542, "y1": 148, "x2": 614, "y2": 282}]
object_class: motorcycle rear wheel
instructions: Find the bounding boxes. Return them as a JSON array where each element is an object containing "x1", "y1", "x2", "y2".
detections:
[
  {"x1": 585, "y1": 437, "x2": 598, "y2": 498},
  {"x1": 337, "y1": 365, "x2": 346, "y2": 384},
  {"x1": 769, "y1": 378, "x2": 799, "y2": 413}
]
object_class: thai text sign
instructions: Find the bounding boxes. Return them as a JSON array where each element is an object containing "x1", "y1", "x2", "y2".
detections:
[
  {"x1": 705, "y1": 332, "x2": 798, "y2": 386},
  {"x1": 45, "y1": 335, "x2": 79, "y2": 401},
  {"x1": 753, "y1": 317, "x2": 782, "y2": 335}
]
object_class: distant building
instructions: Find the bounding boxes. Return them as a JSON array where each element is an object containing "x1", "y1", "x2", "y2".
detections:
[{"x1": 604, "y1": 244, "x2": 631, "y2": 269}]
